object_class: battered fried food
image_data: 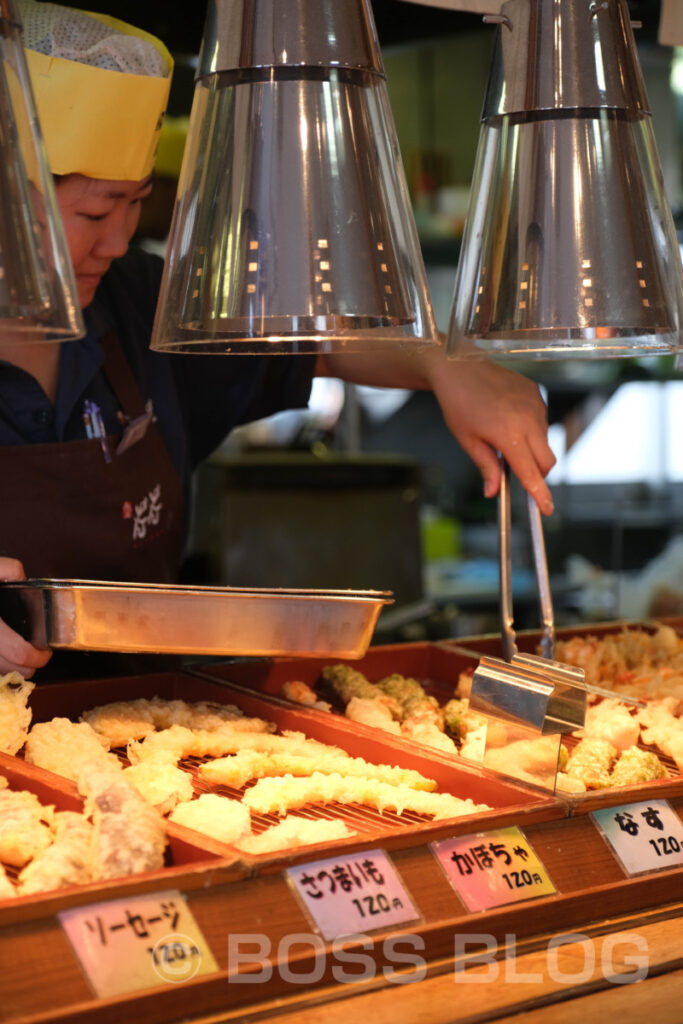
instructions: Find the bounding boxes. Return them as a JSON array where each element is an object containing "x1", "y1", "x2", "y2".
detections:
[
  {"x1": 345, "y1": 696, "x2": 401, "y2": 736},
  {"x1": 321, "y1": 665, "x2": 401, "y2": 718},
  {"x1": 554, "y1": 625, "x2": 683, "y2": 700},
  {"x1": 0, "y1": 862, "x2": 15, "y2": 899},
  {"x1": 279, "y1": 681, "x2": 331, "y2": 712},
  {"x1": 122, "y1": 762, "x2": 194, "y2": 815},
  {"x1": 242, "y1": 771, "x2": 488, "y2": 819},
  {"x1": 18, "y1": 811, "x2": 94, "y2": 895},
  {"x1": 169, "y1": 793, "x2": 251, "y2": 844},
  {"x1": 0, "y1": 672, "x2": 34, "y2": 755},
  {"x1": 128, "y1": 724, "x2": 344, "y2": 766},
  {"x1": 575, "y1": 698, "x2": 640, "y2": 752},
  {"x1": 564, "y1": 737, "x2": 618, "y2": 789},
  {"x1": 199, "y1": 750, "x2": 436, "y2": 791},
  {"x1": 79, "y1": 765, "x2": 167, "y2": 880},
  {"x1": 0, "y1": 788, "x2": 54, "y2": 867},
  {"x1": 637, "y1": 697, "x2": 683, "y2": 770},
  {"x1": 82, "y1": 696, "x2": 274, "y2": 746},
  {"x1": 25, "y1": 719, "x2": 121, "y2": 781},
  {"x1": 610, "y1": 745, "x2": 667, "y2": 787},
  {"x1": 235, "y1": 816, "x2": 355, "y2": 855}
]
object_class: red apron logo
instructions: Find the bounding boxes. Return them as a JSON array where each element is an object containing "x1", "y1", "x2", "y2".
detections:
[{"x1": 127, "y1": 484, "x2": 163, "y2": 540}]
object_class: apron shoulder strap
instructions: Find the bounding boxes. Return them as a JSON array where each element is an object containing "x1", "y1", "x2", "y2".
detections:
[{"x1": 100, "y1": 330, "x2": 148, "y2": 419}]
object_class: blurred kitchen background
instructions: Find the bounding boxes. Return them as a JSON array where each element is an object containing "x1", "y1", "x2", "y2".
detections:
[{"x1": 80, "y1": 1, "x2": 683, "y2": 638}]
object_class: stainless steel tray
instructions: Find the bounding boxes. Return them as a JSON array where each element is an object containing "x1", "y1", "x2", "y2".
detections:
[{"x1": 0, "y1": 579, "x2": 392, "y2": 658}]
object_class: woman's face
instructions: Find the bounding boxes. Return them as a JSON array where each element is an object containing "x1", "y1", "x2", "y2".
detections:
[{"x1": 55, "y1": 174, "x2": 153, "y2": 309}]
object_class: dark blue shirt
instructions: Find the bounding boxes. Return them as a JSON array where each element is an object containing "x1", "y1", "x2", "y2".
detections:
[{"x1": 0, "y1": 248, "x2": 316, "y2": 511}]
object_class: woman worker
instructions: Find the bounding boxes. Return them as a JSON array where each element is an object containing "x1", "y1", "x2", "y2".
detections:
[{"x1": 0, "y1": 0, "x2": 555, "y2": 678}]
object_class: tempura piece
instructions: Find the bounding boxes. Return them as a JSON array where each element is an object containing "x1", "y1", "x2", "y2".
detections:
[
  {"x1": 0, "y1": 775, "x2": 7, "y2": 790},
  {"x1": 564, "y1": 737, "x2": 618, "y2": 789},
  {"x1": 0, "y1": 672, "x2": 34, "y2": 755},
  {"x1": 243, "y1": 772, "x2": 488, "y2": 819},
  {"x1": 554, "y1": 625, "x2": 683, "y2": 700},
  {"x1": 169, "y1": 793, "x2": 251, "y2": 844},
  {"x1": 79, "y1": 765, "x2": 167, "y2": 880},
  {"x1": 127, "y1": 724, "x2": 194, "y2": 764},
  {"x1": 345, "y1": 697, "x2": 400, "y2": 736},
  {"x1": 82, "y1": 696, "x2": 273, "y2": 746},
  {"x1": 25, "y1": 718, "x2": 121, "y2": 781},
  {"x1": 555, "y1": 773, "x2": 587, "y2": 794},
  {"x1": 575, "y1": 698, "x2": 640, "y2": 752},
  {"x1": 0, "y1": 862, "x2": 16, "y2": 899},
  {"x1": 455, "y1": 670, "x2": 474, "y2": 699},
  {"x1": 610, "y1": 745, "x2": 667, "y2": 788},
  {"x1": 128, "y1": 724, "x2": 345, "y2": 765},
  {"x1": 320, "y1": 665, "x2": 401, "y2": 717},
  {"x1": 122, "y1": 762, "x2": 194, "y2": 815},
  {"x1": 483, "y1": 735, "x2": 568, "y2": 787},
  {"x1": 638, "y1": 698, "x2": 683, "y2": 771},
  {"x1": 199, "y1": 750, "x2": 436, "y2": 791},
  {"x1": 279, "y1": 681, "x2": 331, "y2": 712},
  {"x1": 459, "y1": 723, "x2": 487, "y2": 763},
  {"x1": 235, "y1": 816, "x2": 354, "y2": 855},
  {"x1": 81, "y1": 699, "x2": 157, "y2": 746},
  {"x1": 443, "y1": 698, "x2": 468, "y2": 734},
  {"x1": 18, "y1": 811, "x2": 94, "y2": 895},
  {"x1": 401, "y1": 718, "x2": 458, "y2": 754},
  {"x1": 0, "y1": 789, "x2": 54, "y2": 867}
]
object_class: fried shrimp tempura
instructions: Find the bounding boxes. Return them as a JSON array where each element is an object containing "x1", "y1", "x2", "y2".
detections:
[
  {"x1": 242, "y1": 772, "x2": 488, "y2": 819},
  {"x1": 18, "y1": 811, "x2": 94, "y2": 895},
  {"x1": 0, "y1": 672, "x2": 34, "y2": 755},
  {"x1": 199, "y1": 750, "x2": 436, "y2": 791}
]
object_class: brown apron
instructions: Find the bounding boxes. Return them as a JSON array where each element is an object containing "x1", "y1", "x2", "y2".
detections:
[
  {"x1": 0, "y1": 331, "x2": 187, "y2": 679},
  {"x1": 0, "y1": 331, "x2": 184, "y2": 582}
]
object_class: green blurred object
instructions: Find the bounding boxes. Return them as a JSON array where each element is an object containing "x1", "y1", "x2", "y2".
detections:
[{"x1": 422, "y1": 512, "x2": 461, "y2": 561}]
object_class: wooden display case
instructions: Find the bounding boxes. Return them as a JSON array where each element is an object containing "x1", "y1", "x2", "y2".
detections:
[{"x1": 1, "y1": 649, "x2": 682, "y2": 1024}]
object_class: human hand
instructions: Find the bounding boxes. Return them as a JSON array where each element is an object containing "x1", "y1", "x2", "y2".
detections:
[
  {"x1": 427, "y1": 358, "x2": 556, "y2": 515},
  {"x1": 0, "y1": 558, "x2": 52, "y2": 677}
]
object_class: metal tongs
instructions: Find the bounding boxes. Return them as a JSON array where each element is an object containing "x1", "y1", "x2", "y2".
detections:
[{"x1": 470, "y1": 457, "x2": 644, "y2": 736}]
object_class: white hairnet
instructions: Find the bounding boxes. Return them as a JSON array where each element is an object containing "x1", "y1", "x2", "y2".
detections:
[{"x1": 18, "y1": 0, "x2": 169, "y2": 77}]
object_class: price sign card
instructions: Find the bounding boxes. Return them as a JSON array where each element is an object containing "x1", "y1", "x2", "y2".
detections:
[
  {"x1": 431, "y1": 825, "x2": 556, "y2": 912},
  {"x1": 591, "y1": 799, "x2": 683, "y2": 876},
  {"x1": 59, "y1": 889, "x2": 219, "y2": 998},
  {"x1": 286, "y1": 848, "x2": 420, "y2": 941}
]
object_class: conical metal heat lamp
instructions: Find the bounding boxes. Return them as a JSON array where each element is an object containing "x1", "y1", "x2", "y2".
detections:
[
  {"x1": 447, "y1": 0, "x2": 683, "y2": 360},
  {"x1": 151, "y1": 0, "x2": 440, "y2": 354},
  {"x1": 0, "y1": 0, "x2": 83, "y2": 341}
]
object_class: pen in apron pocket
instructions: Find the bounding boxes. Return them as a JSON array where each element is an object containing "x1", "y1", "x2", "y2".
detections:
[{"x1": 83, "y1": 400, "x2": 111, "y2": 464}]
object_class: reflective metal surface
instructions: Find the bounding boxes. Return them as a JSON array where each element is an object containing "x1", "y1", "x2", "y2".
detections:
[
  {"x1": 0, "y1": 0, "x2": 83, "y2": 340},
  {"x1": 0, "y1": 579, "x2": 392, "y2": 658},
  {"x1": 448, "y1": 0, "x2": 683, "y2": 360},
  {"x1": 199, "y1": 0, "x2": 383, "y2": 75},
  {"x1": 152, "y1": 0, "x2": 438, "y2": 353},
  {"x1": 483, "y1": 0, "x2": 648, "y2": 115},
  {"x1": 470, "y1": 654, "x2": 586, "y2": 734}
]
